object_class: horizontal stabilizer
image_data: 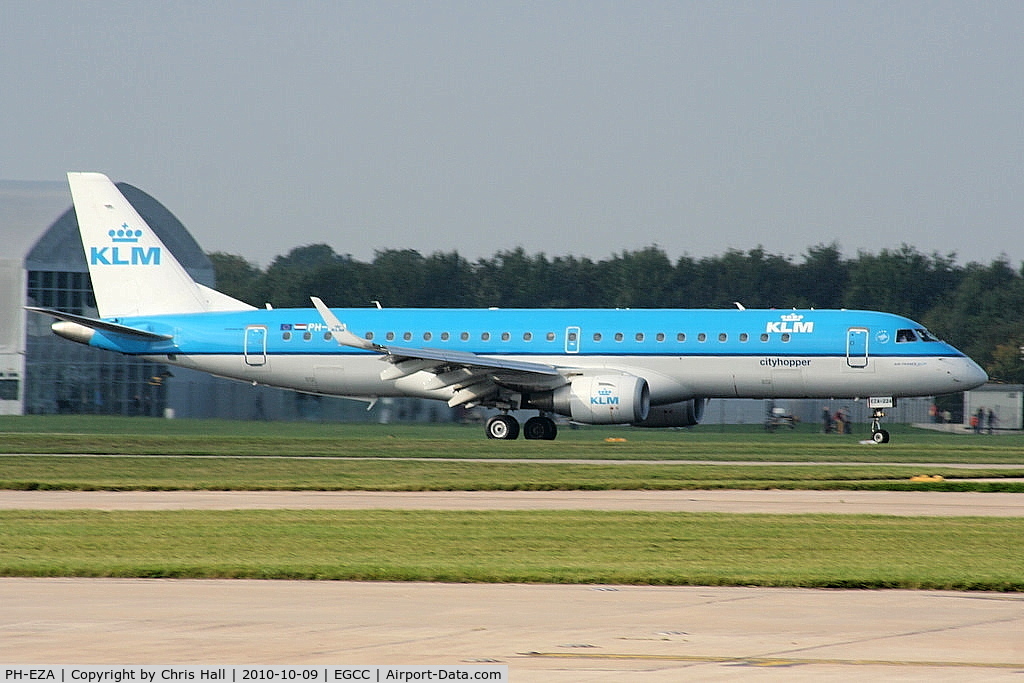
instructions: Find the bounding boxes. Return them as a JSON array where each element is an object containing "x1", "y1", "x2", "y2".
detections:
[{"x1": 25, "y1": 307, "x2": 172, "y2": 341}]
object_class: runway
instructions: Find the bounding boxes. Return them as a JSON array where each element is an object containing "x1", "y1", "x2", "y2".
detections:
[
  {"x1": 3, "y1": 488, "x2": 1024, "y2": 516},
  {"x1": 3, "y1": 489, "x2": 1023, "y2": 680}
]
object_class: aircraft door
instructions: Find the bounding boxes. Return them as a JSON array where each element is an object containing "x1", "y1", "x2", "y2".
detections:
[
  {"x1": 565, "y1": 326, "x2": 581, "y2": 354},
  {"x1": 244, "y1": 325, "x2": 267, "y2": 366},
  {"x1": 846, "y1": 327, "x2": 868, "y2": 368}
]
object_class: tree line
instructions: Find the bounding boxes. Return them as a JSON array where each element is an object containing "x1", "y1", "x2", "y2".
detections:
[{"x1": 208, "y1": 242, "x2": 1024, "y2": 383}]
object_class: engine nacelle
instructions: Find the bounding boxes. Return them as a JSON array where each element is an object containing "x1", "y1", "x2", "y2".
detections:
[
  {"x1": 530, "y1": 374, "x2": 650, "y2": 425},
  {"x1": 632, "y1": 398, "x2": 707, "y2": 428}
]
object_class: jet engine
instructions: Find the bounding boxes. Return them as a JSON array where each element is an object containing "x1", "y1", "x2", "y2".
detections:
[
  {"x1": 528, "y1": 374, "x2": 650, "y2": 424},
  {"x1": 632, "y1": 398, "x2": 707, "y2": 428}
]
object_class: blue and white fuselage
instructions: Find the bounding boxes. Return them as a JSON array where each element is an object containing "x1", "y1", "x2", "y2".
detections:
[
  {"x1": 31, "y1": 173, "x2": 988, "y2": 441},
  {"x1": 79, "y1": 307, "x2": 981, "y2": 402}
]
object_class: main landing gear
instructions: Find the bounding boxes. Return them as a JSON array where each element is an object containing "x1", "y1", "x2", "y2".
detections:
[{"x1": 485, "y1": 413, "x2": 558, "y2": 440}]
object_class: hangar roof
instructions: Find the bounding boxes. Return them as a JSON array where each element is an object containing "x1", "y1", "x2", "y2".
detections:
[
  {"x1": 0, "y1": 178, "x2": 213, "y2": 286},
  {"x1": 0, "y1": 181, "x2": 68, "y2": 261}
]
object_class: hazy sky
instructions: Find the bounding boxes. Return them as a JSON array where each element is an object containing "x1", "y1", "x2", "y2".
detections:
[{"x1": 2, "y1": 1, "x2": 1022, "y2": 268}]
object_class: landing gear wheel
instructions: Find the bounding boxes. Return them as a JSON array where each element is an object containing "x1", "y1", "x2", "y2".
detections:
[
  {"x1": 869, "y1": 406, "x2": 892, "y2": 444},
  {"x1": 485, "y1": 414, "x2": 520, "y2": 440},
  {"x1": 524, "y1": 416, "x2": 558, "y2": 440}
]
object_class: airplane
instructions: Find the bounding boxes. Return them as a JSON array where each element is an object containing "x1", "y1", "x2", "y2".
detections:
[{"x1": 27, "y1": 172, "x2": 988, "y2": 442}]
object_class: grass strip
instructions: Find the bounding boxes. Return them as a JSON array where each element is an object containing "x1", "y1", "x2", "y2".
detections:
[
  {"x1": 2, "y1": 417, "x2": 1024, "y2": 463},
  {"x1": 3, "y1": 456, "x2": 1024, "y2": 492},
  {"x1": 1, "y1": 510, "x2": 1021, "y2": 591}
]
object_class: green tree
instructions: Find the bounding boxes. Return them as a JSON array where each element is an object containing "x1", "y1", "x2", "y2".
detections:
[
  {"x1": 701, "y1": 247, "x2": 797, "y2": 309},
  {"x1": 923, "y1": 258, "x2": 1024, "y2": 371},
  {"x1": 595, "y1": 247, "x2": 676, "y2": 308},
  {"x1": 207, "y1": 252, "x2": 263, "y2": 306},
  {"x1": 794, "y1": 242, "x2": 847, "y2": 309},
  {"x1": 421, "y1": 251, "x2": 477, "y2": 307},
  {"x1": 844, "y1": 245, "x2": 960, "y2": 319},
  {"x1": 260, "y1": 244, "x2": 342, "y2": 307}
]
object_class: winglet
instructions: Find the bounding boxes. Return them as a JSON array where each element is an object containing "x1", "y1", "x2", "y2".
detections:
[{"x1": 310, "y1": 297, "x2": 378, "y2": 351}]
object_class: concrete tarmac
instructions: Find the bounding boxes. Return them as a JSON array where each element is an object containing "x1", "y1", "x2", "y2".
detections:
[
  {"x1": 3, "y1": 489, "x2": 1023, "y2": 681},
  {"x1": 2, "y1": 578, "x2": 1023, "y2": 681},
  {"x1": 3, "y1": 488, "x2": 1024, "y2": 516}
]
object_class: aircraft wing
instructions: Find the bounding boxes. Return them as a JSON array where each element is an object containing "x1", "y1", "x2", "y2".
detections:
[{"x1": 311, "y1": 297, "x2": 566, "y2": 406}]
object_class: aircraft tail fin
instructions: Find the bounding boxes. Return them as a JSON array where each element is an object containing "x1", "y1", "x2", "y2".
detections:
[{"x1": 67, "y1": 172, "x2": 254, "y2": 318}]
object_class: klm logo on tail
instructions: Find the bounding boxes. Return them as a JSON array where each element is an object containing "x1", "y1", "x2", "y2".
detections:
[{"x1": 89, "y1": 223, "x2": 162, "y2": 266}]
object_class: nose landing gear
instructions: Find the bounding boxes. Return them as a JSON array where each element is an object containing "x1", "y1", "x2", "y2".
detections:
[{"x1": 868, "y1": 397, "x2": 894, "y2": 444}]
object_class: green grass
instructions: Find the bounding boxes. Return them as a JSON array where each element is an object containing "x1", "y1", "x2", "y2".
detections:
[
  {"x1": 1, "y1": 510, "x2": 1020, "y2": 591},
  {"x1": 3, "y1": 416, "x2": 1021, "y2": 592},
  {"x1": 2, "y1": 415, "x2": 1023, "y2": 491},
  {"x1": 2, "y1": 415, "x2": 1024, "y2": 464},
  {"x1": 3, "y1": 455, "x2": 1024, "y2": 491}
]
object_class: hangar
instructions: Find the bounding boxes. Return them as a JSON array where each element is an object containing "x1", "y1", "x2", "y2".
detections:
[{"x1": 0, "y1": 179, "x2": 215, "y2": 417}]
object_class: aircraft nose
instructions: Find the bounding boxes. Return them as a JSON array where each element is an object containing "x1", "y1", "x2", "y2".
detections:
[{"x1": 956, "y1": 357, "x2": 988, "y2": 389}]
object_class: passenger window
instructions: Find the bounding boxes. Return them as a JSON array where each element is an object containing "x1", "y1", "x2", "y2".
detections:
[
  {"x1": 282, "y1": 332, "x2": 292, "y2": 341},
  {"x1": 676, "y1": 333, "x2": 686, "y2": 342},
  {"x1": 718, "y1": 333, "x2": 727, "y2": 342},
  {"x1": 781, "y1": 333, "x2": 791, "y2": 342},
  {"x1": 501, "y1": 332, "x2": 510, "y2": 341},
  {"x1": 523, "y1": 332, "x2": 533, "y2": 341},
  {"x1": 302, "y1": 332, "x2": 312, "y2": 341},
  {"x1": 323, "y1": 332, "x2": 333, "y2": 341},
  {"x1": 567, "y1": 331, "x2": 577, "y2": 343},
  {"x1": 423, "y1": 332, "x2": 432, "y2": 341},
  {"x1": 403, "y1": 332, "x2": 412, "y2": 341},
  {"x1": 460, "y1": 332, "x2": 469, "y2": 341},
  {"x1": 593, "y1": 332, "x2": 603, "y2": 342},
  {"x1": 481, "y1": 332, "x2": 491, "y2": 341},
  {"x1": 546, "y1": 332, "x2": 555, "y2": 341},
  {"x1": 386, "y1": 332, "x2": 395, "y2": 341},
  {"x1": 656, "y1": 332, "x2": 665, "y2": 342},
  {"x1": 760, "y1": 333, "x2": 769, "y2": 342},
  {"x1": 635, "y1": 332, "x2": 644, "y2": 342},
  {"x1": 697, "y1": 333, "x2": 707, "y2": 342},
  {"x1": 739, "y1": 333, "x2": 749, "y2": 342},
  {"x1": 614, "y1": 332, "x2": 624, "y2": 342},
  {"x1": 365, "y1": 332, "x2": 374, "y2": 341},
  {"x1": 441, "y1": 332, "x2": 450, "y2": 341}
]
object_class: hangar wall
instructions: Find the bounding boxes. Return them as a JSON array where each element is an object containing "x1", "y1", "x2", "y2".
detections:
[{"x1": 0, "y1": 260, "x2": 26, "y2": 414}]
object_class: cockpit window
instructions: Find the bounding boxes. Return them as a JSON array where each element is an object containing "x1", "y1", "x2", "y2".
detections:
[{"x1": 896, "y1": 328, "x2": 941, "y2": 343}]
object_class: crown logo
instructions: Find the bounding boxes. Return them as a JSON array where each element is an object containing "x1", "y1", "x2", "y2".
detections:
[
  {"x1": 109, "y1": 223, "x2": 143, "y2": 243},
  {"x1": 780, "y1": 313, "x2": 804, "y2": 322}
]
